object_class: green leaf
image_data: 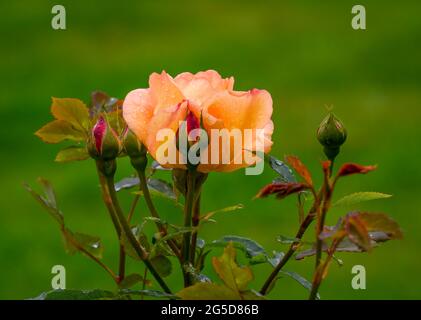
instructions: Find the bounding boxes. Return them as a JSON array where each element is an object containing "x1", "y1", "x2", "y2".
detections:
[
  {"x1": 151, "y1": 226, "x2": 196, "y2": 253},
  {"x1": 280, "y1": 270, "x2": 320, "y2": 300},
  {"x1": 120, "y1": 225, "x2": 149, "y2": 261},
  {"x1": 115, "y1": 176, "x2": 139, "y2": 192},
  {"x1": 118, "y1": 273, "x2": 148, "y2": 289},
  {"x1": 37, "y1": 177, "x2": 57, "y2": 208},
  {"x1": 208, "y1": 235, "x2": 268, "y2": 264},
  {"x1": 177, "y1": 283, "x2": 240, "y2": 300},
  {"x1": 23, "y1": 179, "x2": 64, "y2": 225},
  {"x1": 150, "y1": 255, "x2": 172, "y2": 278},
  {"x1": 149, "y1": 161, "x2": 171, "y2": 176},
  {"x1": 268, "y1": 251, "x2": 285, "y2": 268},
  {"x1": 200, "y1": 204, "x2": 244, "y2": 223},
  {"x1": 119, "y1": 289, "x2": 178, "y2": 300},
  {"x1": 63, "y1": 229, "x2": 104, "y2": 259},
  {"x1": 35, "y1": 120, "x2": 86, "y2": 144},
  {"x1": 29, "y1": 289, "x2": 114, "y2": 300},
  {"x1": 51, "y1": 97, "x2": 90, "y2": 132},
  {"x1": 295, "y1": 232, "x2": 392, "y2": 260},
  {"x1": 179, "y1": 244, "x2": 259, "y2": 300},
  {"x1": 333, "y1": 192, "x2": 392, "y2": 208},
  {"x1": 90, "y1": 91, "x2": 122, "y2": 117},
  {"x1": 55, "y1": 146, "x2": 90, "y2": 163},
  {"x1": 183, "y1": 263, "x2": 211, "y2": 283},
  {"x1": 266, "y1": 155, "x2": 296, "y2": 183},
  {"x1": 212, "y1": 242, "x2": 253, "y2": 292},
  {"x1": 25, "y1": 179, "x2": 104, "y2": 260},
  {"x1": 72, "y1": 232, "x2": 103, "y2": 259},
  {"x1": 147, "y1": 178, "x2": 176, "y2": 200},
  {"x1": 277, "y1": 235, "x2": 300, "y2": 245},
  {"x1": 116, "y1": 177, "x2": 176, "y2": 201}
]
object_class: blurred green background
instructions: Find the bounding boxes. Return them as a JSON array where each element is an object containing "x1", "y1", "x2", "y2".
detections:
[{"x1": 1, "y1": 0, "x2": 420, "y2": 299}]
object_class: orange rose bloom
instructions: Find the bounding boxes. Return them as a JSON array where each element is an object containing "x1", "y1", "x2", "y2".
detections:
[{"x1": 123, "y1": 70, "x2": 274, "y2": 172}]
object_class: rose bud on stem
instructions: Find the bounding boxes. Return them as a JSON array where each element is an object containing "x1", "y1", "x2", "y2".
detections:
[
  {"x1": 122, "y1": 128, "x2": 182, "y2": 260},
  {"x1": 176, "y1": 110, "x2": 208, "y2": 287},
  {"x1": 90, "y1": 117, "x2": 172, "y2": 293},
  {"x1": 87, "y1": 115, "x2": 127, "y2": 281},
  {"x1": 88, "y1": 115, "x2": 122, "y2": 162},
  {"x1": 317, "y1": 112, "x2": 347, "y2": 174}
]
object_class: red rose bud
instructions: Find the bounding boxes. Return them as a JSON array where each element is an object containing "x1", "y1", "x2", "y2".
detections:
[
  {"x1": 317, "y1": 112, "x2": 347, "y2": 160},
  {"x1": 186, "y1": 110, "x2": 200, "y2": 141},
  {"x1": 93, "y1": 116, "x2": 106, "y2": 152},
  {"x1": 88, "y1": 116, "x2": 121, "y2": 160},
  {"x1": 337, "y1": 163, "x2": 377, "y2": 177}
]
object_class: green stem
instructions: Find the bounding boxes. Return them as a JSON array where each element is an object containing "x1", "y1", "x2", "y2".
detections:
[
  {"x1": 97, "y1": 160, "x2": 172, "y2": 294},
  {"x1": 95, "y1": 161, "x2": 121, "y2": 236},
  {"x1": 329, "y1": 158, "x2": 335, "y2": 178},
  {"x1": 312, "y1": 160, "x2": 335, "y2": 298},
  {"x1": 190, "y1": 194, "x2": 201, "y2": 265},
  {"x1": 137, "y1": 169, "x2": 181, "y2": 259},
  {"x1": 95, "y1": 160, "x2": 125, "y2": 282},
  {"x1": 314, "y1": 162, "x2": 334, "y2": 273},
  {"x1": 309, "y1": 236, "x2": 343, "y2": 300},
  {"x1": 259, "y1": 188, "x2": 322, "y2": 295},
  {"x1": 127, "y1": 194, "x2": 140, "y2": 223},
  {"x1": 259, "y1": 211, "x2": 314, "y2": 295},
  {"x1": 182, "y1": 169, "x2": 196, "y2": 287}
]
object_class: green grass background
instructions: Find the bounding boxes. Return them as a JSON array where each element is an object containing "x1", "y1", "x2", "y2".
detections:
[{"x1": 0, "y1": 0, "x2": 420, "y2": 299}]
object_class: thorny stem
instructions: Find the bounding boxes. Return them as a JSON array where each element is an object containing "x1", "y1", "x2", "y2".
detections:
[
  {"x1": 127, "y1": 194, "x2": 140, "y2": 223},
  {"x1": 260, "y1": 189, "x2": 322, "y2": 295},
  {"x1": 311, "y1": 160, "x2": 336, "y2": 299},
  {"x1": 95, "y1": 160, "x2": 126, "y2": 282},
  {"x1": 136, "y1": 169, "x2": 181, "y2": 259},
  {"x1": 96, "y1": 161, "x2": 121, "y2": 236},
  {"x1": 182, "y1": 168, "x2": 197, "y2": 287},
  {"x1": 309, "y1": 235, "x2": 344, "y2": 300},
  {"x1": 190, "y1": 193, "x2": 201, "y2": 265},
  {"x1": 314, "y1": 162, "x2": 334, "y2": 277},
  {"x1": 97, "y1": 160, "x2": 172, "y2": 294},
  {"x1": 329, "y1": 158, "x2": 335, "y2": 178}
]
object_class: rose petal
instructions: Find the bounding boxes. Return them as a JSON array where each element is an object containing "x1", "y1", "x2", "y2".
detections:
[
  {"x1": 174, "y1": 70, "x2": 234, "y2": 111},
  {"x1": 123, "y1": 88, "x2": 154, "y2": 145},
  {"x1": 149, "y1": 71, "x2": 185, "y2": 113}
]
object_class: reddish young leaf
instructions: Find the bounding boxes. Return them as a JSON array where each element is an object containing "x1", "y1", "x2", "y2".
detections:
[
  {"x1": 255, "y1": 182, "x2": 309, "y2": 200},
  {"x1": 337, "y1": 163, "x2": 377, "y2": 177},
  {"x1": 285, "y1": 155, "x2": 313, "y2": 186},
  {"x1": 358, "y1": 212, "x2": 403, "y2": 240},
  {"x1": 345, "y1": 213, "x2": 371, "y2": 251}
]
